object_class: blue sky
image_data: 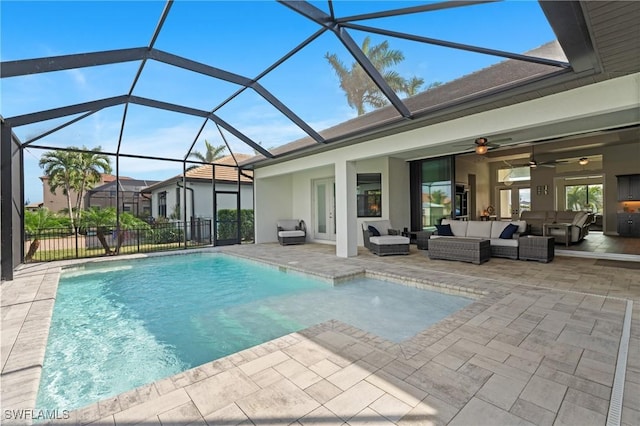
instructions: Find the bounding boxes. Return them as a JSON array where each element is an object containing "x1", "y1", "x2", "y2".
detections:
[{"x1": 0, "y1": 1, "x2": 557, "y2": 204}]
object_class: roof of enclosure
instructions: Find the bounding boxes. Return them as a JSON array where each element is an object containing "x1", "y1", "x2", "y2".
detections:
[{"x1": 2, "y1": 1, "x2": 639, "y2": 168}]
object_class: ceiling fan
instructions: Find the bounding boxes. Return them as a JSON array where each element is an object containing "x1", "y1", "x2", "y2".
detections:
[
  {"x1": 528, "y1": 145, "x2": 569, "y2": 168},
  {"x1": 457, "y1": 137, "x2": 509, "y2": 155}
]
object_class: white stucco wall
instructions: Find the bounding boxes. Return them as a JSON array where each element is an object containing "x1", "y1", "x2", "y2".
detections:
[
  {"x1": 253, "y1": 158, "x2": 411, "y2": 247},
  {"x1": 254, "y1": 174, "x2": 293, "y2": 243},
  {"x1": 253, "y1": 73, "x2": 639, "y2": 256},
  {"x1": 150, "y1": 181, "x2": 253, "y2": 220}
]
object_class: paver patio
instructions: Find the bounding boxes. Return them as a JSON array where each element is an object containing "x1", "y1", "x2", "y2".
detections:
[{"x1": 1, "y1": 244, "x2": 638, "y2": 425}]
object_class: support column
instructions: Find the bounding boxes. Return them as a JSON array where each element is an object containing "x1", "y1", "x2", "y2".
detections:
[
  {"x1": 1, "y1": 120, "x2": 14, "y2": 281},
  {"x1": 335, "y1": 160, "x2": 358, "y2": 258}
]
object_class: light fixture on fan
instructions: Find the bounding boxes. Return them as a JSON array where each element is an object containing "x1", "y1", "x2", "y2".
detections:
[
  {"x1": 475, "y1": 137, "x2": 489, "y2": 155},
  {"x1": 578, "y1": 157, "x2": 589, "y2": 165}
]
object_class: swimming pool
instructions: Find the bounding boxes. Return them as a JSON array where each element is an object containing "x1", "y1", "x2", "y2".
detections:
[{"x1": 37, "y1": 253, "x2": 472, "y2": 411}]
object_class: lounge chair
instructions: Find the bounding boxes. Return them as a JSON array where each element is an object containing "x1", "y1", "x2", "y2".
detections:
[
  {"x1": 277, "y1": 219, "x2": 306, "y2": 245},
  {"x1": 361, "y1": 220, "x2": 410, "y2": 256}
]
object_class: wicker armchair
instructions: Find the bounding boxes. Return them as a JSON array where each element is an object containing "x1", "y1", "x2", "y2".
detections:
[
  {"x1": 361, "y1": 220, "x2": 410, "y2": 256},
  {"x1": 277, "y1": 219, "x2": 306, "y2": 245}
]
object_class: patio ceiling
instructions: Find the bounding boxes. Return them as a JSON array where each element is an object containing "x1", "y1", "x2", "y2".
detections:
[{"x1": 1, "y1": 1, "x2": 639, "y2": 168}]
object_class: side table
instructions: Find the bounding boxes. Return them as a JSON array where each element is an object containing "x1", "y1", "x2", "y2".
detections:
[
  {"x1": 402, "y1": 230, "x2": 433, "y2": 250},
  {"x1": 519, "y1": 235, "x2": 555, "y2": 263},
  {"x1": 543, "y1": 222, "x2": 571, "y2": 247},
  {"x1": 415, "y1": 231, "x2": 433, "y2": 250}
]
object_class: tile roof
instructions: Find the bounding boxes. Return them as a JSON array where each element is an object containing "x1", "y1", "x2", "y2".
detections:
[
  {"x1": 142, "y1": 154, "x2": 253, "y2": 192},
  {"x1": 88, "y1": 179, "x2": 161, "y2": 193},
  {"x1": 184, "y1": 154, "x2": 253, "y2": 183}
]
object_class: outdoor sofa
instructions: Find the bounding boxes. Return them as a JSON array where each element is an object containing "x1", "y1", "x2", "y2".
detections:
[
  {"x1": 430, "y1": 218, "x2": 527, "y2": 260},
  {"x1": 361, "y1": 220, "x2": 410, "y2": 256}
]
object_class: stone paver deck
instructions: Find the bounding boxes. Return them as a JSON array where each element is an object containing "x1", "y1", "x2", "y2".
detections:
[{"x1": 1, "y1": 244, "x2": 639, "y2": 425}]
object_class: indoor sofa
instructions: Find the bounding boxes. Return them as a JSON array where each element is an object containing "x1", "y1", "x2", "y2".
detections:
[
  {"x1": 430, "y1": 219, "x2": 527, "y2": 259},
  {"x1": 520, "y1": 210, "x2": 592, "y2": 244}
]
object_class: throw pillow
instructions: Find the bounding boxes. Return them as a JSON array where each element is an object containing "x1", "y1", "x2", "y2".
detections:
[
  {"x1": 368, "y1": 225, "x2": 381, "y2": 236},
  {"x1": 435, "y1": 224, "x2": 454, "y2": 236},
  {"x1": 499, "y1": 223, "x2": 519, "y2": 239}
]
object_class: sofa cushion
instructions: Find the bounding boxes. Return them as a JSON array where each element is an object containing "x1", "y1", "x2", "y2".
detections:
[
  {"x1": 520, "y1": 211, "x2": 547, "y2": 220},
  {"x1": 499, "y1": 223, "x2": 519, "y2": 239},
  {"x1": 441, "y1": 219, "x2": 468, "y2": 237},
  {"x1": 369, "y1": 235, "x2": 410, "y2": 245},
  {"x1": 435, "y1": 224, "x2": 454, "y2": 236},
  {"x1": 572, "y1": 212, "x2": 588, "y2": 226},
  {"x1": 278, "y1": 230, "x2": 305, "y2": 238},
  {"x1": 368, "y1": 225, "x2": 381, "y2": 237},
  {"x1": 489, "y1": 238, "x2": 519, "y2": 247},
  {"x1": 362, "y1": 220, "x2": 392, "y2": 236},
  {"x1": 277, "y1": 219, "x2": 301, "y2": 231},
  {"x1": 555, "y1": 211, "x2": 579, "y2": 223},
  {"x1": 490, "y1": 221, "x2": 511, "y2": 239},
  {"x1": 466, "y1": 221, "x2": 492, "y2": 238}
]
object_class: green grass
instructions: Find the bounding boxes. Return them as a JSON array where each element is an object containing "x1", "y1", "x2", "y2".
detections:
[{"x1": 30, "y1": 241, "x2": 205, "y2": 262}]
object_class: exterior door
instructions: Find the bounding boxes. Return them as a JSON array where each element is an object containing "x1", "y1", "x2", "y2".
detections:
[
  {"x1": 498, "y1": 187, "x2": 530, "y2": 220},
  {"x1": 313, "y1": 178, "x2": 336, "y2": 241}
]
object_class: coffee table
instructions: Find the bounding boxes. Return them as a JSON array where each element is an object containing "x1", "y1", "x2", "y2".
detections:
[{"x1": 428, "y1": 237, "x2": 490, "y2": 264}]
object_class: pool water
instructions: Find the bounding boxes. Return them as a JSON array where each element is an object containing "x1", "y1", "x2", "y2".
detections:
[{"x1": 37, "y1": 253, "x2": 472, "y2": 411}]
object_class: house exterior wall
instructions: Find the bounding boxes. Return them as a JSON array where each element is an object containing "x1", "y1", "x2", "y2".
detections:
[
  {"x1": 41, "y1": 176, "x2": 82, "y2": 213},
  {"x1": 255, "y1": 174, "x2": 293, "y2": 243},
  {"x1": 41, "y1": 175, "x2": 116, "y2": 213},
  {"x1": 150, "y1": 181, "x2": 253, "y2": 220},
  {"x1": 253, "y1": 73, "x2": 639, "y2": 256},
  {"x1": 254, "y1": 159, "x2": 410, "y2": 246}
]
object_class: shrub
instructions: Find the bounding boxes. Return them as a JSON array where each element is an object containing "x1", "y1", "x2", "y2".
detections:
[
  {"x1": 216, "y1": 209, "x2": 254, "y2": 241},
  {"x1": 146, "y1": 221, "x2": 184, "y2": 244}
]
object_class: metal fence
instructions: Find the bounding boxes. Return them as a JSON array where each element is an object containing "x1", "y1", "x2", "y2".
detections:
[{"x1": 24, "y1": 219, "x2": 212, "y2": 263}]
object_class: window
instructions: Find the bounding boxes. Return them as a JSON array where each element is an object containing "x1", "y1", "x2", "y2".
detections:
[
  {"x1": 565, "y1": 184, "x2": 603, "y2": 214},
  {"x1": 176, "y1": 187, "x2": 181, "y2": 208},
  {"x1": 412, "y1": 156, "x2": 453, "y2": 229},
  {"x1": 357, "y1": 174, "x2": 382, "y2": 217},
  {"x1": 498, "y1": 166, "x2": 530, "y2": 184},
  {"x1": 158, "y1": 191, "x2": 167, "y2": 217}
]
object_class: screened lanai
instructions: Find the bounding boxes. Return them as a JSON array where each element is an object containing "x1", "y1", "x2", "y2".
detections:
[{"x1": 2, "y1": 0, "x2": 639, "y2": 280}]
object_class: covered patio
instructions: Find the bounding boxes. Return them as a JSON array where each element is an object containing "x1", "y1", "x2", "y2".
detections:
[{"x1": 1, "y1": 243, "x2": 638, "y2": 424}]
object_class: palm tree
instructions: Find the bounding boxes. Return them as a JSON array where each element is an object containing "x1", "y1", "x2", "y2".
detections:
[
  {"x1": 566, "y1": 184, "x2": 603, "y2": 213},
  {"x1": 114, "y1": 212, "x2": 149, "y2": 254},
  {"x1": 189, "y1": 140, "x2": 227, "y2": 163},
  {"x1": 73, "y1": 146, "x2": 112, "y2": 217},
  {"x1": 39, "y1": 147, "x2": 111, "y2": 227},
  {"x1": 325, "y1": 36, "x2": 425, "y2": 115},
  {"x1": 39, "y1": 150, "x2": 78, "y2": 227},
  {"x1": 429, "y1": 189, "x2": 448, "y2": 206},
  {"x1": 81, "y1": 207, "x2": 116, "y2": 255},
  {"x1": 24, "y1": 208, "x2": 61, "y2": 261}
]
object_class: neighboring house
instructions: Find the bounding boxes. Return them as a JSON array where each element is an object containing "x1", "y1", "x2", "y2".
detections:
[
  {"x1": 86, "y1": 179, "x2": 159, "y2": 217},
  {"x1": 24, "y1": 202, "x2": 44, "y2": 212},
  {"x1": 143, "y1": 154, "x2": 253, "y2": 221},
  {"x1": 40, "y1": 173, "x2": 130, "y2": 213}
]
